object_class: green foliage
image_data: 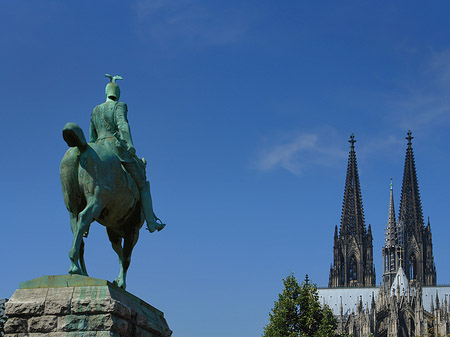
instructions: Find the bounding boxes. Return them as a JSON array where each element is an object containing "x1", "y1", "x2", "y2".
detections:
[
  {"x1": 317, "y1": 304, "x2": 338, "y2": 337},
  {"x1": 299, "y1": 276, "x2": 322, "y2": 336},
  {"x1": 263, "y1": 274, "x2": 340, "y2": 337},
  {"x1": 339, "y1": 333, "x2": 353, "y2": 337},
  {"x1": 263, "y1": 273, "x2": 302, "y2": 337}
]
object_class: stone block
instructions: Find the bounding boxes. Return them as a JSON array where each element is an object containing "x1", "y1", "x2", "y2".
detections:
[
  {"x1": 58, "y1": 314, "x2": 90, "y2": 331},
  {"x1": 5, "y1": 288, "x2": 48, "y2": 317},
  {"x1": 71, "y1": 286, "x2": 112, "y2": 314},
  {"x1": 28, "y1": 315, "x2": 58, "y2": 332},
  {"x1": 44, "y1": 287, "x2": 73, "y2": 315},
  {"x1": 3, "y1": 317, "x2": 28, "y2": 333}
]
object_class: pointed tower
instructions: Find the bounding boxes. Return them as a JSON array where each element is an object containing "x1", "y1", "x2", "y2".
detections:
[
  {"x1": 398, "y1": 130, "x2": 436, "y2": 285},
  {"x1": 382, "y1": 179, "x2": 401, "y2": 290},
  {"x1": 329, "y1": 134, "x2": 376, "y2": 287}
]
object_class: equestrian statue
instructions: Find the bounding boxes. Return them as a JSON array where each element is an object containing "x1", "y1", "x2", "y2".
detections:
[{"x1": 60, "y1": 74, "x2": 165, "y2": 289}]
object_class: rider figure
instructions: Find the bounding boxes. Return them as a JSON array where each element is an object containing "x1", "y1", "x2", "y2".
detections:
[{"x1": 89, "y1": 74, "x2": 165, "y2": 233}]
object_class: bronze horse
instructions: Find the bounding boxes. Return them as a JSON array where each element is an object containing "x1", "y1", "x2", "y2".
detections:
[{"x1": 60, "y1": 122, "x2": 149, "y2": 289}]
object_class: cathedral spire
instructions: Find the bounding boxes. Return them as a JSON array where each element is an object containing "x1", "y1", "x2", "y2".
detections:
[
  {"x1": 398, "y1": 130, "x2": 436, "y2": 285},
  {"x1": 340, "y1": 134, "x2": 366, "y2": 237},
  {"x1": 329, "y1": 134, "x2": 375, "y2": 287},
  {"x1": 382, "y1": 179, "x2": 401, "y2": 290},
  {"x1": 385, "y1": 179, "x2": 396, "y2": 247},
  {"x1": 399, "y1": 130, "x2": 424, "y2": 237}
]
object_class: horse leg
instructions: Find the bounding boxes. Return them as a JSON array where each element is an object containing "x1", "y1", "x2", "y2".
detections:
[
  {"x1": 79, "y1": 241, "x2": 88, "y2": 276},
  {"x1": 120, "y1": 228, "x2": 140, "y2": 290},
  {"x1": 69, "y1": 212, "x2": 78, "y2": 234},
  {"x1": 68, "y1": 201, "x2": 100, "y2": 275},
  {"x1": 107, "y1": 229, "x2": 126, "y2": 288},
  {"x1": 69, "y1": 212, "x2": 88, "y2": 276}
]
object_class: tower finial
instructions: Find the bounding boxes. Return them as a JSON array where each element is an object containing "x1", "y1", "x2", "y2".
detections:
[
  {"x1": 349, "y1": 133, "x2": 356, "y2": 149},
  {"x1": 390, "y1": 178, "x2": 393, "y2": 191},
  {"x1": 406, "y1": 130, "x2": 414, "y2": 147}
]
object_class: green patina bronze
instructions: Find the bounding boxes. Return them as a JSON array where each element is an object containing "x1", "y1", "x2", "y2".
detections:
[{"x1": 60, "y1": 75, "x2": 165, "y2": 290}]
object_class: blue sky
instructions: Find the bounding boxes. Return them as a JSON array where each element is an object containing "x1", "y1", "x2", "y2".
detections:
[{"x1": 2, "y1": 1, "x2": 450, "y2": 336}]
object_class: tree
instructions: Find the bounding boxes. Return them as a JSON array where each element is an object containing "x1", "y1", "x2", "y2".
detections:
[
  {"x1": 263, "y1": 274, "x2": 340, "y2": 337},
  {"x1": 263, "y1": 273, "x2": 302, "y2": 337},
  {"x1": 298, "y1": 275, "x2": 323, "y2": 336},
  {"x1": 317, "y1": 304, "x2": 338, "y2": 337}
]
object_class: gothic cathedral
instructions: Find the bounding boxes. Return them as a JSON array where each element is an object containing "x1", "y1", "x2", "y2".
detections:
[{"x1": 319, "y1": 131, "x2": 449, "y2": 337}]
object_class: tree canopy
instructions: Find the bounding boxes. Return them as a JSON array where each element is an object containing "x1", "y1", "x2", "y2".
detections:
[{"x1": 263, "y1": 274, "x2": 340, "y2": 337}]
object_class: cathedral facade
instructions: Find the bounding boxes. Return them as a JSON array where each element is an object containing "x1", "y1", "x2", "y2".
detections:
[{"x1": 318, "y1": 131, "x2": 450, "y2": 337}]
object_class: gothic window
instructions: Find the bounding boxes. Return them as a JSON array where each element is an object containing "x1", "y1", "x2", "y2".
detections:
[
  {"x1": 349, "y1": 256, "x2": 357, "y2": 282},
  {"x1": 409, "y1": 255, "x2": 416, "y2": 280},
  {"x1": 390, "y1": 252, "x2": 395, "y2": 271},
  {"x1": 385, "y1": 255, "x2": 388, "y2": 272}
]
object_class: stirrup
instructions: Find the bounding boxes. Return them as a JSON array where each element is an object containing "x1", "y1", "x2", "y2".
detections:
[{"x1": 145, "y1": 217, "x2": 166, "y2": 232}]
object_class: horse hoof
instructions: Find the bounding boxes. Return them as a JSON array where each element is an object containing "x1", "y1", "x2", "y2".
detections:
[
  {"x1": 113, "y1": 279, "x2": 126, "y2": 289},
  {"x1": 68, "y1": 265, "x2": 81, "y2": 275}
]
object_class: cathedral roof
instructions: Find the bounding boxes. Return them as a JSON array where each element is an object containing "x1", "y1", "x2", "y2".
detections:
[{"x1": 390, "y1": 266, "x2": 408, "y2": 296}]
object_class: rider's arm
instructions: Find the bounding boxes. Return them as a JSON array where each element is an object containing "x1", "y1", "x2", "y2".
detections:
[
  {"x1": 115, "y1": 103, "x2": 135, "y2": 151},
  {"x1": 89, "y1": 110, "x2": 98, "y2": 142}
]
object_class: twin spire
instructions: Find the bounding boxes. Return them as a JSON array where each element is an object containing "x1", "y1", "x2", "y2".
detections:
[{"x1": 330, "y1": 130, "x2": 436, "y2": 288}]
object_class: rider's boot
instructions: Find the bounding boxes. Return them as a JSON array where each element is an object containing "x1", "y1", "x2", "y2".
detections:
[{"x1": 140, "y1": 181, "x2": 166, "y2": 233}]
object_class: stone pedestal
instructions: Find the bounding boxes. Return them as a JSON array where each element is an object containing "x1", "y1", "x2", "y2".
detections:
[{"x1": 4, "y1": 275, "x2": 172, "y2": 337}]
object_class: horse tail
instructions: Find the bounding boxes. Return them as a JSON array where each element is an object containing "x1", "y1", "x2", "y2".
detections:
[{"x1": 63, "y1": 122, "x2": 87, "y2": 151}]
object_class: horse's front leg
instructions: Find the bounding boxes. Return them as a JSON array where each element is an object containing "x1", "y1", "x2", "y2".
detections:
[
  {"x1": 69, "y1": 212, "x2": 88, "y2": 276},
  {"x1": 69, "y1": 201, "x2": 99, "y2": 275}
]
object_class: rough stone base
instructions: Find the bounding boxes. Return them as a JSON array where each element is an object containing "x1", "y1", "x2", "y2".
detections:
[{"x1": 4, "y1": 275, "x2": 172, "y2": 337}]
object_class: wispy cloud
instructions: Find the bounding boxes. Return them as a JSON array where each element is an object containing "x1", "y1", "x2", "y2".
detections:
[
  {"x1": 385, "y1": 49, "x2": 450, "y2": 131},
  {"x1": 357, "y1": 134, "x2": 405, "y2": 163},
  {"x1": 133, "y1": 0, "x2": 248, "y2": 47},
  {"x1": 254, "y1": 130, "x2": 347, "y2": 176}
]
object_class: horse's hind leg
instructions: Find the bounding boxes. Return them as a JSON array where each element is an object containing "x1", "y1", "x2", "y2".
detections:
[
  {"x1": 69, "y1": 201, "x2": 100, "y2": 275},
  {"x1": 120, "y1": 228, "x2": 140, "y2": 290},
  {"x1": 107, "y1": 229, "x2": 126, "y2": 289},
  {"x1": 79, "y1": 241, "x2": 88, "y2": 276}
]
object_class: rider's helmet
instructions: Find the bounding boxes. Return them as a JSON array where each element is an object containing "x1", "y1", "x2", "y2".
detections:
[{"x1": 104, "y1": 74, "x2": 123, "y2": 101}]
